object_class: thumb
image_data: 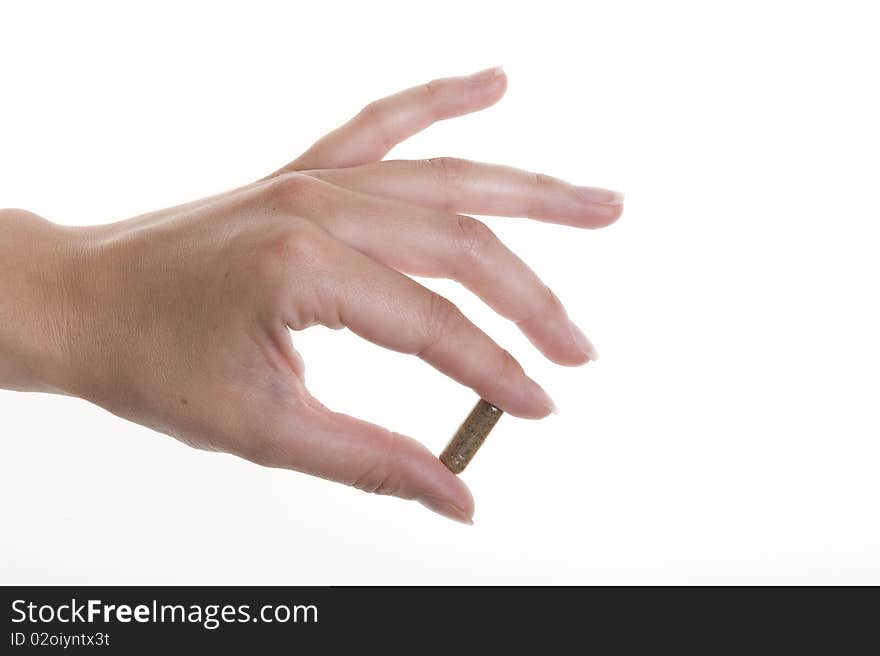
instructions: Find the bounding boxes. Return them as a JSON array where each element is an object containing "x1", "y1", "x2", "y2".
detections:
[{"x1": 274, "y1": 400, "x2": 475, "y2": 524}]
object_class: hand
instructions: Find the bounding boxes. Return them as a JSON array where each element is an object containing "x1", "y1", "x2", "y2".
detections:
[{"x1": 0, "y1": 67, "x2": 622, "y2": 523}]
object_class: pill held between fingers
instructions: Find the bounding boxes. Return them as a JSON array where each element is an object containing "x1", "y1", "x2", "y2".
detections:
[{"x1": 440, "y1": 399, "x2": 503, "y2": 474}]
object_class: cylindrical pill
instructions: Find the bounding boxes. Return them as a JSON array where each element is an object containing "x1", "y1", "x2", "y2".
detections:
[{"x1": 440, "y1": 399, "x2": 503, "y2": 474}]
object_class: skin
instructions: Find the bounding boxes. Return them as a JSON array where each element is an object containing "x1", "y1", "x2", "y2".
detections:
[{"x1": 0, "y1": 67, "x2": 622, "y2": 524}]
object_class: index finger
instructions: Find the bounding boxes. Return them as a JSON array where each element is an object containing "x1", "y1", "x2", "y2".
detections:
[{"x1": 279, "y1": 67, "x2": 507, "y2": 172}]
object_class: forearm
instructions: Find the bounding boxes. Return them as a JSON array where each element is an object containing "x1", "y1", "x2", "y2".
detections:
[{"x1": 0, "y1": 209, "x2": 77, "y2": 394}]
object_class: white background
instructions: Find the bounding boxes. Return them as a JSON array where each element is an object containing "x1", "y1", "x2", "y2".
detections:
[{"x1": 2, "y1": 1, "x2": 878, "y2": 584}]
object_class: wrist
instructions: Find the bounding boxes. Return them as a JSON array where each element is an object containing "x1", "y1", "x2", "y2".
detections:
[{"x1": 0, "y1": 209, "x2": 85, "y2": 395}]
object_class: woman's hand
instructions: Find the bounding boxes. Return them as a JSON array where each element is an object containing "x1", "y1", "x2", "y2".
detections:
[{"x1": 0, "y1": 68, "x2": 622, "y2": 523}]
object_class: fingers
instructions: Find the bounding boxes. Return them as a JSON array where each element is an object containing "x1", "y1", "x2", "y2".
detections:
[
  {"x1": 268, "y1": 399, "x2": 475, "y2": 523},
  {"x1": 280, "y1": 220, "x2": 555, "y2": 419},
  {"x1": 286, "y1": 179, "x2": 598, "y2": 366},
  {"x1": 307, "y1": 158, "x2": 624, "y2": 228},
  {"x1": 281, "y1": 67, "x2": 507, "y2": 172}
]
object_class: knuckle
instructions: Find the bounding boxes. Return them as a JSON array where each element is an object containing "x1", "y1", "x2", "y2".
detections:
[
  {"x1": 541, "y1": 284, "x2": 562, "y2": 312},
  {"x1": 421, "y1": 80, "x2": 441, "y2": 106},
  {"x1": 423, "y1": 79, "x2": 440, "y2": 98},
  {"x1": 454, "y1": 214, "x2": 496, "y2": 264},
  {"x1": 356, "y1": 99, "x2": 386, "y2": 128},
  {"x1": 238, "y1": 398, "x2": 312, "y2": 468},
  {"x1": 514, "y1": 284, "x2": 565, "y2": 330},
  {"x1": 355, "y1": 99, "x2": 393, "y2": 150},
  {"x1": 357, "y1": 99, "x2": 382, "y2": 122},
  {"x1": 239, "y1": 433, "x2": 280, "y2": 468},
  {"x1": 426, "y1": 156, "x2": 465, "y2": 190},
  {"x1": 532, "y1": 171, "x2": 558, "y2": 190},
  {"x1": 262, "y1": 173, "x2": 319, "y2": 208},
  {"x1": 421, "y1": 294, "x2": 464, "y2": 353},
  {"x1": 495, "y1": 348, "x2": 525, "y2": 382},
  {"x1": 425, "y1": 157, "x2": 458, "y2": 211},
  {"x1": 254, "y1": 220, "x2": 324, "y2": 280},
  {"x1": 298, "y1": 168, "x2": 325, "y2": 181},
  {"x1": 352, "y1": 430, "x2": 403, "y2": 497},
  {"x1": 529, "y1": 284, "x2": 561, "y2": 322},
  {"x1": 226, "y1": 419, "x2": 285, "y2": 469}
]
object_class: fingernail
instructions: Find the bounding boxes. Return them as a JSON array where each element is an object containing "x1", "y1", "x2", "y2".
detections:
[
  {"x1": 418, "y1": 496, "x2": 474, "y2": 525},
  {"x1": 469, "y1": 66, "x2": 504, "y2": 82},
  {"x1": 575, "y1": 186, "x2": 624, "y2": 206},
  {"x1": 569, "y1": 320, "x2": 599, "y2": 362}
]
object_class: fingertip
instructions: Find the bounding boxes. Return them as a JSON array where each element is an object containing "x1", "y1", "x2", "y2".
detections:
[
  {"x1": 393, "y1": 433, "x2": 475, "y2": 522},
  {"x1": 545, "y1": 349, "x2": 592, "y2": 367},
  {"x1": 494, "y1": 376, "x2": 557, "y2": 420},
  {"x1": 583, "y1": 201, "x2": 624, "y2": 228},
  {"x1": 418, "y1": 489, "x2": 475, "y2": 525},
  {"x1": 568, "y1": 320, "x2": 600, "y2": 363},
  {"x1": 466, "y1": 65, "x2": 505, "y2": 83},
  {"x1": 464, "y1": 65, "x2": 507, "y2": 107},
  {"x1": 518, "y1": 312, "x2": 597, "y2": 368},
  {"x1": 493, "y1": 70, "x2": 509, "y2": 101},
  {"x1": 488, "y1": 67, "x2": 508, "y2": 100}
]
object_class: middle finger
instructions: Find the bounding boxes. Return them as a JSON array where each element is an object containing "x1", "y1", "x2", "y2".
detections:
[
  {"x1": 289, "y1": 175, "x2": 598, "y2": 366},
  {"x1": 306, "y1": 158, "x2": 623, "y2": 228}
]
